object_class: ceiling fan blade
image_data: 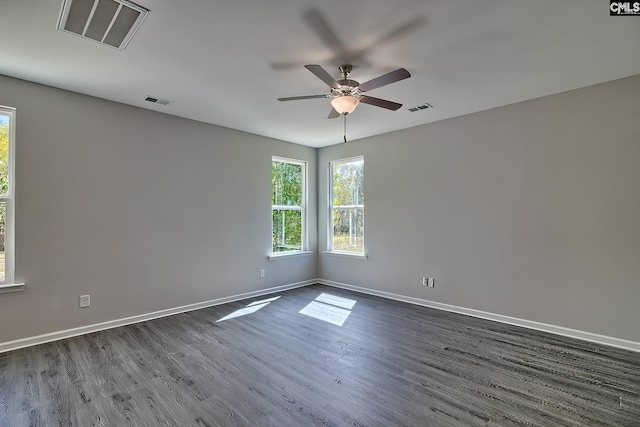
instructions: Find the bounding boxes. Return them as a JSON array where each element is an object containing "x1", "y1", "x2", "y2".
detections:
[
  {"x1": 303, "y1": 9, "x2": 348, "y2": 57},
  {"x1": 359, "y1": 68, "x2": 411, "y2": 92},
  {"x1": 271, "y1": 59, "x2": 313, "y2": 71},
  {"x1": 278, "y1": 94, "x2": 330, "y2": 101},
  {"x1": 357, "y1": 17, "x2": 426, "y2": 59},
  {"x1": 305, "y1": 65, "x2": 340, "y2": 89},
  {"x1": 359, "y1": 95, "x2": 403, "y2": 111},
  {"x1": 327, "y1": 108, "x2": 340, "y2": 119}
]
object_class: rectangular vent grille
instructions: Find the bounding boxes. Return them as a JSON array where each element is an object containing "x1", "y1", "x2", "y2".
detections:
[
  {"x1": 145, "y1": 96, "x2": 172, "y2": 106},
  {"x1": 408, "y1": 103, "x2": 433, "y2": 112},
  {"x1": 58, "y1": 0, "x2": 149, "y2": 50}
]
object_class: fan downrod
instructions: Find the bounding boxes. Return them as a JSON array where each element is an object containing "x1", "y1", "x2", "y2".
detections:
[
  {"x1": 338, "y1": 64, "x2": 353, "y2": 78},
  {"x1": 335, "y1": 65, "x2": 359, "y2": 93}
]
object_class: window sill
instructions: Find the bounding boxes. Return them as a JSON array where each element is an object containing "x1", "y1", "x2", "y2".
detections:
[
  {"x1": 0, "y1": 283, "x2": 26, "y2": 294},
  {"x1": 322, "y1": 251, "x2": 368, "y2": 260},
  {"x1": 268, "y1": 251, "x2": 314, "y2": 260}
]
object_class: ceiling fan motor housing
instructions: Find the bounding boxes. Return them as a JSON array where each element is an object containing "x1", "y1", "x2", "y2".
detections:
[{"x1": 334, "y1": 79, "x2": 360, "y2": 97}]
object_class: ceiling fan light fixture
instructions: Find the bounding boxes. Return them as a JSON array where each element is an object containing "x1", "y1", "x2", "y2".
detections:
[{"x1": 331, "y1": 95, "x2": 359, "y2": 115}]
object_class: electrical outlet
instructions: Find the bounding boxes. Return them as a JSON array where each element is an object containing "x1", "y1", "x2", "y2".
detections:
[
  {"x1": 422, "y1": 277, "x2": 435, "y2": 287},
  {"x1": 79, "y1": 294, "x2": 91, "y2": 308},
  {"x1": 259, "y1": 269, "x2": 265, "y2": 278}
]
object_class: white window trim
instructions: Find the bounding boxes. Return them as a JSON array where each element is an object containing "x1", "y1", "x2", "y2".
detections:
[
  {"x1": 0, "y1": 105, "x2": 22, "y2": 291},
  {"x1": 322, "y1": 250, "x2": 368, "y2": 260},
  {"x1": 268, "y1": 250, "x2": 314, "y2": 260},
  {"x1": 328, "y1": 155, "x2": 366, "y2": 257},
  {"x1": 271, "y1": 156, "x2": 308, "y2": 257},
  {"x1": 0, "y1": 283, "x2": 25, "y2": 294}
]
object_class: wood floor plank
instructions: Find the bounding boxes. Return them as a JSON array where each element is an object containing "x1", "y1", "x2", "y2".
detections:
[{"x1": 1, "y1": 284, "x2": 639, "y2": 426}]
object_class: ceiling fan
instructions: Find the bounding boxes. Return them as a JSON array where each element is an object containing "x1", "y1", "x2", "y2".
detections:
[
  {"x1": 277, "y1": 64, "x2": 411, "y2": 118},
  {"x1": 271, "y1": 8, "x2": 425, "y2": 72}
]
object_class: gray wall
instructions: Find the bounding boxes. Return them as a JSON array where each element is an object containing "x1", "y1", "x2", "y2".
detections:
[
  {"x1": 318, "y1": 75, "x2": 640, "y2": 343},
  {"x1": 2, "y1": 72, "x2": 639, "y2": 346},
  {"x1": 0, "y1": 74, "x2": 317, "y2": 343}
]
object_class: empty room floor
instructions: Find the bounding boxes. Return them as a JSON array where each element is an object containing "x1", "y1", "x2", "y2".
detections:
[{"x1": 1, "y1": 284, "x2": 639, "y2": 426}]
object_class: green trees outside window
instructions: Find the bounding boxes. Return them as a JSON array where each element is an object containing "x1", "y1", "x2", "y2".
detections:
[
  {"x1": 272, "y1": 158, "x2": 306, "y2": 253},
  {"x1": 330, "y1": 157, "x2": 364, "y2": 254},
  {"x1": 0, "y1": 111, "x2": 11, "y2": 282}
]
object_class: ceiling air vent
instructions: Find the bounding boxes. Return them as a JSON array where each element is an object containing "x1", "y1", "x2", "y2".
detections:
[
  {"x1": 58, "y1": 0, "x2": 149, "y2": 50},
  {"x1": 407, "y1": 102, "x2": 433, "y2": 112},
  {"x1": 145, "y1": 96, "x2": 172, "y2": 106}
]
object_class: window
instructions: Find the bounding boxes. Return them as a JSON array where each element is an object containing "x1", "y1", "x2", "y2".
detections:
[
  {"x1": 0, "y1": 106, "x2": 15, "y2": 285},
  {"x1": 272, "y1": 157, "x2": 306, "y2": 254},
  {"x1": 329, "y1": 156, "x2": 364, "y2": 254}
]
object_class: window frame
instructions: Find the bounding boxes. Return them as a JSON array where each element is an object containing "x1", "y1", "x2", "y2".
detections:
[
  {"x1": 327, "y1": 155, "x2": 365, "y2": 256},
  {"x1": 270, "y1": 156, "x2": 308, "y2": 257},
  {"x1": 0, "y1": 105, "x2": 17, "y2": 289}
]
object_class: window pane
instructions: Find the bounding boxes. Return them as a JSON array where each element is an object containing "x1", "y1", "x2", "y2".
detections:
[
  {"x1": 0, "y1": 107, "x2": 12, "y2": 284},
  {"x1": 332, "y1": 208, "x2": 364, "y2": 253},
  {"x1": 332, "y1": 160, "x2": 364, "y2": 206},
  {"x1": 0, "y1": 201, "x2": 5, "y2": 282},
  {"x1": 0, "y1": 114, "x2": 9, "y2": 197},
  {"x1": 272, "y1": 161, "x2": 302, "y2": 206},
  {"x1": 271, "y1": 158, "x2": 306, "y2": 254},
  {"x1": 272, "y1": 209, "x2": 302, "y2": 252}
]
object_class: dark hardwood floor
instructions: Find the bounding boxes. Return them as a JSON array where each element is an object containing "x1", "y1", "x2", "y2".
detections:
[{"x1": 1, "y1": 284, "x2": 639, "y2": 426}]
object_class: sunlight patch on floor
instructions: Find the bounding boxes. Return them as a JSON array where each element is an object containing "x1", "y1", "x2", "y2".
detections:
[
  {"x1": 247, "y1": 295, "x2": 281, "y2": 307},
  {"x1": 315, "y1": 292, "x2": 357, "y2": 309},
  {"x1": 217, "y1": 296, "x2": 281, "y2": 322},
  {"x1": 299, "y1": 293, "x2": 357, "y2": 326}
]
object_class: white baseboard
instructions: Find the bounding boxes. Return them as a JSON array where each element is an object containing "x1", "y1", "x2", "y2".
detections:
[
  {"x1": 317, "y1": 279, "x2": 640, "y2": 353},
  {"x1": 4, "y1": 278, "x2": 639, "y2": 354},
  {"x1": 0, "y1": 280, "x2": 315, "y2": 354}
]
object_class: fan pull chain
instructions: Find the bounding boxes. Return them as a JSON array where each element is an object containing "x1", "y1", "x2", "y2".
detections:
[{"x1": 343, "y1": 114, "x2": 347, "y2": 143}]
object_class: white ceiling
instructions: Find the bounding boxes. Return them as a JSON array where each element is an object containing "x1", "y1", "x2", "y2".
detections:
[{"x1": 2, "y1": 0, "x2": 639, "y2": 147}]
